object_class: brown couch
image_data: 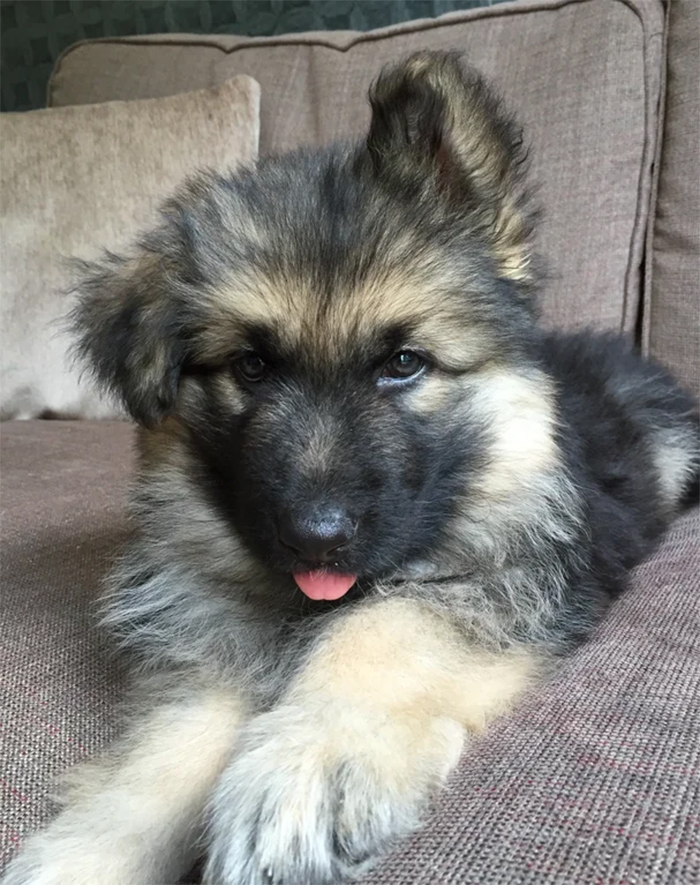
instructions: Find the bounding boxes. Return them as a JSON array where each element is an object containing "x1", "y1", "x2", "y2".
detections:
[{"x1": 2, "y1": 0, "x2": 699, "y2": 881}]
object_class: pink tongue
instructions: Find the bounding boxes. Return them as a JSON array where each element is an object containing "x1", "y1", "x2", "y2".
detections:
[{"x1": 293, "y1": 571, "x2": 357, "y2": 601}]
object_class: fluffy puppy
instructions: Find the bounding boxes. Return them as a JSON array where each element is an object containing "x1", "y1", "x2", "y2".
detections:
[{"x1": 4, "y1": 51, "x2": 698, "y2": 885}]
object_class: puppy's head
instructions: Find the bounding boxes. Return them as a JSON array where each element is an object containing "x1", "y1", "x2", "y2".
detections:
[{"x1": 72, "y1": 52, "x2": 552, "y2": 596}]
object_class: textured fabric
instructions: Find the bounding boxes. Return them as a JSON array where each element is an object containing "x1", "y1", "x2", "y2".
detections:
[
  {"x1": 0, "y1": 421, "x2": 133, "y2": 871},
  {"x1": 47, "y1": 0, "x2": 666, "y2": 337},
  {"x1": 0, "y1": 76, "x2": 260, "y2": 420},
  {"x1": 0, "y1": 1, "x2": 506, "y2": 112},
  {"x1": 1, "y1": 421, "x2": 699, "y2": 881},
  {"x1": 644, "y1": 0, "x2": 700, "y2": 399}
]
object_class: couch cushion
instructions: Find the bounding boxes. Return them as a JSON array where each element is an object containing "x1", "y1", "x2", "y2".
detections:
[
  {"x1": 1, "y1": 420, "x2": 699, "y2": 881},
  {"x1": 0, "y1": 76, "x2": 260, "y2": 420},
  {"x1": 0, "y1": 421, "x2": 131, "y2": 870},
  {"x1": 47, "y1": 0, "x2": 666, "y2": 337},
  {"x1": 643, "y1": 0, "x2": 700, "y2": 398}
]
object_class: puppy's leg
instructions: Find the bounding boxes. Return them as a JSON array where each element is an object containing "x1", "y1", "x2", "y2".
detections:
[
  {"x1": 4, "y1": 674, "x2": 244, "y2": 885},
  {"x1": 205, "y1": 598, "x2": 546, "y2": 885}
]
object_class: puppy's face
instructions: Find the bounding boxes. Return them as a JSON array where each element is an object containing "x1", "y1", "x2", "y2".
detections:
[
  {"x1": 178, "y1": 237, "x2": 499, "y2": 583},
  {"x1": 73, "y1": 53, "x2": 547, "y2": 593}
]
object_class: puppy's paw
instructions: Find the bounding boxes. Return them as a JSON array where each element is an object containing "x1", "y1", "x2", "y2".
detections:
[
  {"x1": 2, "y1": 833, "x2": 92, "y2": 885},
  {"x1": 203, "y1": 704, "x2": 464, "y2": 885}
]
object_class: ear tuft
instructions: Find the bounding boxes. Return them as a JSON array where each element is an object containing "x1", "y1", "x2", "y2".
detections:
[
  {"x1": 69, "y1": 249, "x2": 185, "y2": 427},
  {"x1": 367, "y1": 51, "x2": 535, "y2": 284}
]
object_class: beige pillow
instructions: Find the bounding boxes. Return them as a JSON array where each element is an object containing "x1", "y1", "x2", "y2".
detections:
[{"x1": 0, "y1": 76, "x2": 260, "y2": 419}]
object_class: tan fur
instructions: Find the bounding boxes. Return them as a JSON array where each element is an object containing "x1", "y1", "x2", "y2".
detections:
[
  {"x1": 243, "y1": 601, "x2": 539, "y2": 808},
  {"x1": 192, "y1": 260, "x2": 494, "y2": 378},
  {"x1": 194, "y1": 268, "x2": 306, "y2": 360},
  {"x1": 470, "y1": 368, "x2": 560, "y2": 500},
  {"x1": 3, "y1": 679, "x2": 244, "y2": 885},
  {"x1": 344, "y1": 269, "x2": 494, "y2": 371},
  {"x1": 393, "y1": 53, "x2": 532, "y2": 283},
  {"x1": 204, "y1": 599, "x2": 545, "y2": 883},
  {"x1": 294, "y1": 598, "x2": 543, "y2": 732},
  {"x1": 406, "y1": 373, "x2": 456, "y2": 413},
  {"x1": 651, "y1": 426, "x2": 699, "y2": 513}
]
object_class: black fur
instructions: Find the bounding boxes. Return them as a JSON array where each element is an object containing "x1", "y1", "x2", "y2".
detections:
[{"x1": 542, "y1": 331, "x2": 698, "y2": 595}]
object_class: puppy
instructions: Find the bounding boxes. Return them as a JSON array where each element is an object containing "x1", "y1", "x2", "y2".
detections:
[{"x1": 5, "y1": 51, "x2": 698, "y2": 885}]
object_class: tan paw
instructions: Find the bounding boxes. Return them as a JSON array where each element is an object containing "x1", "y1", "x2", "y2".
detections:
[{"x1": 204, "y1": 703, "x2": 464, "y2": 884}]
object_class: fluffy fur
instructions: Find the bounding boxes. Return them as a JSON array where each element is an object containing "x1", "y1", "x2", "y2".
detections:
[{"x1": 5, "y1": 51, "x2": 698, "y2": 885}]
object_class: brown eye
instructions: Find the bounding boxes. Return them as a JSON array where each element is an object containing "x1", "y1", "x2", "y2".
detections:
[
  {"x1": 380, "y1": 350, "x2": 426, "y2": 383},
  {"x1": 235, "y1": 353, "x2": 267, "y2": 382}
]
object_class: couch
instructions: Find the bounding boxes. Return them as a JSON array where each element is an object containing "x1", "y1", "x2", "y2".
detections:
[{"x1": 2, "y1": 0, "x2": 698, "y2": 881}]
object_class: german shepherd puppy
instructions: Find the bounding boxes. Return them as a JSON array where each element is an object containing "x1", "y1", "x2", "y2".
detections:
[{"x1": 5, "y1": 52, "x2": 698, "y2": 885}]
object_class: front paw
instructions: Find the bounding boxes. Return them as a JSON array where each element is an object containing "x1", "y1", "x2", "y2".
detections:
[{"x1": 203, "y1": 705, "x2": 464, "y2": 885}]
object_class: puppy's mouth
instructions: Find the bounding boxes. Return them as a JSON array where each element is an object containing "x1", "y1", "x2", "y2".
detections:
[{"x1": 292, "y1": 569, "x2": 357, "y2": 601}]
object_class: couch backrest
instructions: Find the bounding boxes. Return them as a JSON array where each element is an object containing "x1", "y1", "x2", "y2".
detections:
[
  {"x1": 48, "y1": 0, "x2": 673, "y2": 367},
  {"x1": 643, "y1": 0, "x2": 699, "y2": 397}
]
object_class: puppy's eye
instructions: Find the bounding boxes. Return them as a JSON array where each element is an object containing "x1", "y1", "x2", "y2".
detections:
[
  {"x1": 235, "y1": 353, "x2": 267, "y2": 383},
  {"x1": 380, "y1": 350, "x2": 426, "y2": 383}
]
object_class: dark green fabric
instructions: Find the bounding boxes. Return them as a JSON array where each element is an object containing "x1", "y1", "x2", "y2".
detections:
[{"x1": 0, "y1": 0, "x2": 507, "y2": 113}]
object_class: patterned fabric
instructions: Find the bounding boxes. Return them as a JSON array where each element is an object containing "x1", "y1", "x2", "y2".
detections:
[{"x1": 0, "y1": 0, "x2": 505, "y2": 112}]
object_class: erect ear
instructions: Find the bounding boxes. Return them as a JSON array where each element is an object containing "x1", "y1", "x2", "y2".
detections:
[
  {"x1": 367, "y1": 51, "x2": 534, "y2": 283},
  {"x1": 69, "y1": 246, "x2": 186, "y2": 427}
]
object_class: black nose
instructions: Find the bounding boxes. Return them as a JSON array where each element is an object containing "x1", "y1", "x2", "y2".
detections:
[{"x1": 279, "y1": 505, "x2": 356, "y2": 563}]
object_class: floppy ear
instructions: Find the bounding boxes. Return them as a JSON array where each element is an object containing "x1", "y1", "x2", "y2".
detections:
[
  {"x1": 367, "y1": 51, "x2": 534, "y2": 283},
  {"x1": 69, "y1": 246, "x2": 186, "y2": 427}
]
